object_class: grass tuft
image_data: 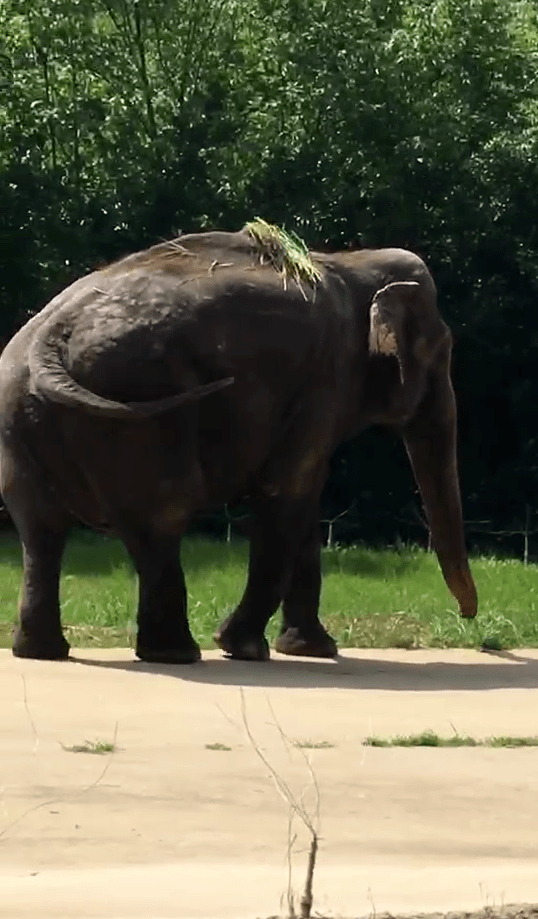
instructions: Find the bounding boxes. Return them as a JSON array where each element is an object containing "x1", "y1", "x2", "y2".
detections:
[
  {"x1": 293, "y1": 740, "x2": 335, "y2": 750},
  {"x1": 364, "y1": 731, "x2": 538, "y2": 748},
  {"x1": 488, "y1": 735, "x2": 538, "y2": 748},
  {"x1": 205, "y1": 742, "x2": 232, "y2": 751},
  {"x1": 365, "y1": 730, "x2": 479, "y2": 747},
  {"x1": 244, "y1": 217, "x2": 322, "y2": 287},
  {"x1": 61, "y1": 739, "x2": 117, "y2": 755}
]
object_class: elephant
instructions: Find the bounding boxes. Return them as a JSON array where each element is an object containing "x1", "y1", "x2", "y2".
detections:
[{"x1": 0, "y1": 225, "x2": 477, "y2": 664}]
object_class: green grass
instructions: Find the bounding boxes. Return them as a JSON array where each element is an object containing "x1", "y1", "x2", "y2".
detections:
[
  {"x1": 293, "y1": 740, "x2": 335, "y2": 749},
  {"x1": 364, "y1": 731, "x2": 538, "y2": 748},
  {"x1": 0, "y1": 529, "x2": 537, "y2": 650},
  {"x1": 61, "y1": 739, "x2": 118, "y2": 754},
  {"x1": 205, "y1": 743, "x2": 232, "y2": 751}
]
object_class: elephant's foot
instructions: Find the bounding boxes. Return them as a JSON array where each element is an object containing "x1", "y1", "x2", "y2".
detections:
[
  {"x1": 214, "y1": 616, "x2": 270, "y2": 661},
  {"x1": 275, "y1": 624, "x2": 338, "y2": 658},
  {"x1": 12, "y1": 627, "x2": 70, "y2": 661},
  {"x1": 135, "y1": 640, "x2": 201, "y2": 665}
]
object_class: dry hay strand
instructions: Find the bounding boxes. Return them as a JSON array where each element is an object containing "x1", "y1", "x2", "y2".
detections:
[{"x1": 244, "y1": 218, "x2": 322, "y2": 293}]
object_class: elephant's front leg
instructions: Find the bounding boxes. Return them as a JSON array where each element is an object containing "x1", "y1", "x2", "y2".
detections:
[
  {"x1": 214, "y1": 498, "x2": 307, "y2": 661},
  {"x1": 402, "y1": 371, "x2": 478, "y2": 619},
  {"x1": 125, "y1": 533, "x2": 201, "y2": 664},
  {"x1": 275, "y1": 507, "x2": 337, "y2": 658}
]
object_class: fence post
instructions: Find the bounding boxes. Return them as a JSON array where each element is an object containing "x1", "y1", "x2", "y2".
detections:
[
  {"x1": 321, "y1": 504, "x2": 354, "y2": 549},
  {"x1": 224, "y1": 505, "x2": 232, "y2": 544},
  {"x1": 524, "y1": 504, "x2": 531, "y2": 565}
]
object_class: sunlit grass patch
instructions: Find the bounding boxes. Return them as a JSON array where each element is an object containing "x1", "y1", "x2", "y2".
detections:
[{"x1": 0, "y1": 530, "x2": 537, "y2": 650}]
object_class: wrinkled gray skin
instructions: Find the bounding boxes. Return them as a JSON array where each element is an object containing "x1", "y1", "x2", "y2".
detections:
[{"x1": 0, "y1": 230, "x2": 478, "y2": 663}]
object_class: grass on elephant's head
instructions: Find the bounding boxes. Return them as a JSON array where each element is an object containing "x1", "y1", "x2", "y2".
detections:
[
  {"x1": 0, "y1": 530, "x2": 537, "y2": 650},
  {"x1": 244, "y1": 217, "x2": 322, "y2": 287}
]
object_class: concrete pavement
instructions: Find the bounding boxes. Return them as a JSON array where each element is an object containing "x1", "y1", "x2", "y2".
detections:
[{"x1": 1, "y1": 647, "x2": 538, "y2": 917}]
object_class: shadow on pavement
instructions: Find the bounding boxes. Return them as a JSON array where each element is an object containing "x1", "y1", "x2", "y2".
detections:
[{"x1": 69, "y1": 648, "x2": 538, "y2": 692}]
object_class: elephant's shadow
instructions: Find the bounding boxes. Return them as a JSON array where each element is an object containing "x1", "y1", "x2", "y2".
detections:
[{"x1": 70, "y1": 648, "x2": 538, "y2": 692}]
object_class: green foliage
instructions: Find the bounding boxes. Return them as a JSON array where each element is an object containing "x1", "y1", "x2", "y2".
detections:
[{"x1": 1, "y1": 0, "x2": 538, "y2": 536}]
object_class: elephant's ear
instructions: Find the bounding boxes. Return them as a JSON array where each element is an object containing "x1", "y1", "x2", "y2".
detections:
[{"x1": 369, "y1": 280, "x2": 451, "y2": 419}]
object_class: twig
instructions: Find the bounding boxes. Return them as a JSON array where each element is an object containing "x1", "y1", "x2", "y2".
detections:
[
  {"x1": 240, "y1": 691, "x2": 312, "y2": 828},
  {"x1": 300, "y1": 834, "x2": 318, "y2": 919},
  {"x1": 208, "y1": 260, "x2": 233, "y2": 274},
  {"x1": 165, "y1": 240, "x2": 195, "y2": 255},
  {"x1": 266, "y1": 699, "x2": 320, "y2": 919},
  {"x1": 368, "y1": 886, "x2": 378, "y2": 919},
  {"x1": 286, "y1": 811, "x2": 298, "y2": 919},
  {"x1": 266, "y1": 697, "x2": 320, "y2": 827},
  {"x1": 21, "y1": 674, "x2": 39, "y2": 753},
  {"x1": 239, "y1": 689, "x2": 319, "y2": 918}
]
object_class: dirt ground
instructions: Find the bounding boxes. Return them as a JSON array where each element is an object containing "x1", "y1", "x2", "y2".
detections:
[
  {"x1": 362, "y1": 908, "x2": 538, "y2": 919},
  {"x1": 2, "y1": 647, "x2": 538, "y2": 918}
]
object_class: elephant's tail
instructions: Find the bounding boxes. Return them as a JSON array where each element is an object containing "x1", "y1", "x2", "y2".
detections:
[{"x1": 28, "y1": 312, "x2": 233, "y2": 420}]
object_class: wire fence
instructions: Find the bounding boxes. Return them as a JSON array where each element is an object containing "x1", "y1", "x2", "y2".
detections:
[
  {"x1": 1, "y1": 499, "x2": 535, "y2": 562},
  {"x1": 211, "y1": 501, "x2": 538, "y2": 564}
]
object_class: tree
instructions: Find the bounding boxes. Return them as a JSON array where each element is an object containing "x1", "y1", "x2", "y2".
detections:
[{"x1": 2, "y1": 0, "x2": 538, "y2": 544}]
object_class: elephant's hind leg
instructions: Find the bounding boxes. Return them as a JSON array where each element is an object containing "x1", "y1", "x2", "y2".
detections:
[
  {"x1": 2, "y1": 447, "x2": 71, "y2": 660},
  {"x1": 12, "y1": 526, "x2": 70, "y2": 660}
]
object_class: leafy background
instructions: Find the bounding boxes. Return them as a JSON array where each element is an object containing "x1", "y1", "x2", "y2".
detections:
[{"x1": 2, "y1": 0, "x2": 538, "y2": 552}]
